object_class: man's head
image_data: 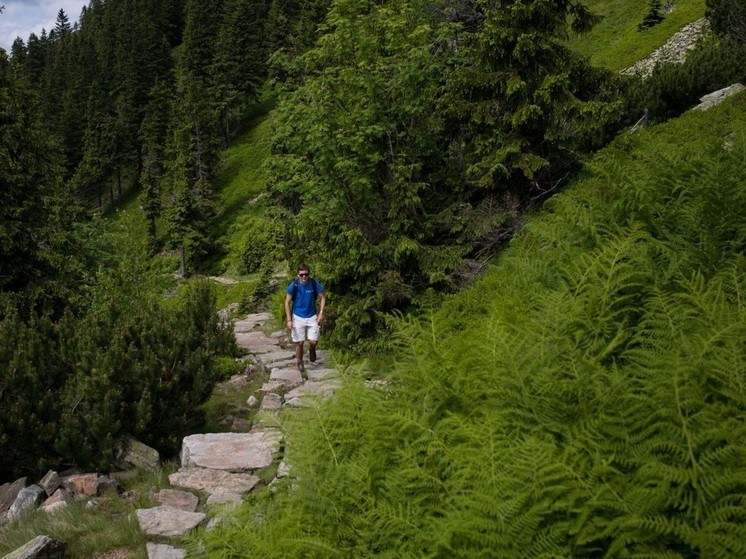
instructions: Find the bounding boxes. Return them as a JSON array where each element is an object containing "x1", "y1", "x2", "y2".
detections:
[{"x1": 297, "y1": 264, "x2": 310, "y2": 283}]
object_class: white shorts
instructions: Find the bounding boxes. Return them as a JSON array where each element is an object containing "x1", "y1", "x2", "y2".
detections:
[{"x1": 291, "y1": 314, "x2": 320, "y2": 343}]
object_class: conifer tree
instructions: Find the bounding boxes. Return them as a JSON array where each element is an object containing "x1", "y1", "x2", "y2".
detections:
[
  {"x1": 442, "y1": 0, "x2": 618, "y2": 194},
  {"x1": 139, "y1": 76, "x2": 174, "y2": 250},
  {"x1": 0, "y1": 49, "x2": 82, "y2": 315},
  {"x1": 214, "y1": 0, "x2": 269, "y2": 139}
]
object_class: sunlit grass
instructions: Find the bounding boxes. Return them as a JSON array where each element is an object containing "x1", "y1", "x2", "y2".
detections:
[{"x1": 568, "y1": 0, "x2": 707, "y2": 71}]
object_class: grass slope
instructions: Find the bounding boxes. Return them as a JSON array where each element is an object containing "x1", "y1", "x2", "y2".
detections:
[{"x1": 568, "y1": 0, "x2": 706, "y2": 70}]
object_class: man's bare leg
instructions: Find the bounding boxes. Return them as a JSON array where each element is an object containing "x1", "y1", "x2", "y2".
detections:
[{"x1": 295, "y1": 342, "x2": 305, "y2": 373}]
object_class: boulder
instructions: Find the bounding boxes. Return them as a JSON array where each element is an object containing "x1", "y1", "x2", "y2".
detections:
[
  {"x1": 1, "y1": 535, "x2": 68, "y2": 559},
  {"x1": 38, "y1": 472, "x2": 61, "y2": 497},
  {"x1": 7, "y1": 485, "x2": 46, "y2": 521},
  {"x1": 0, "y1": 478, "x2": 28, "y2": 514},
  {"x1": 693, "y1": 83, "x2": 745, "y2": 111},
  {"x1": 113, "y1": 436, "x2": 160, "y2": 471}
]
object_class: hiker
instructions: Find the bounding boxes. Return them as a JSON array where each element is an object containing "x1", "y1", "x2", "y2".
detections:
[{"x1": 285, "y1": 264, "x2": 326, "y2": 374}]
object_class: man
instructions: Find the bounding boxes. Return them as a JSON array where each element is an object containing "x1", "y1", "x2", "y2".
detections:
[{"x1": 285, "y1": 264, "x2": 326, "y2": 375}]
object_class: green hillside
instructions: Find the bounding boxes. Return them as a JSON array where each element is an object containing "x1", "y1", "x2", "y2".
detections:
[
  {"x1": 198, "y1": 88, "x2": 746, "y2": 558},
  {"x1": 569, "y1": 0, "x2": 707, "y2": 70}
]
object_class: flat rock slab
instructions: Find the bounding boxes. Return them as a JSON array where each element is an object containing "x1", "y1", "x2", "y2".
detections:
[
  {"x1": 233, "y1": 313, "x2": 272, "y2": 333},
  {"x1": 135, "y1": 506, "x2": 205, "y2": 537},
  {"x1": 180, "y1": 431, "x2": 281, "y2": 471},
  {"x1": 234, "y1": 332, "x2": 280, "y2": 353},
  {"x1": 154, "y1": 489, "x2": 199, "y2": 512},
  {"x1": 169, "y1": 468, "x2": 259, "y2": 495},
  {"x1": 259, "y1": 351, "x2": 296, "y2": 365},
  {"x1": 284, "y1": 379, "x2": 343, "y2": 407},
  {"x1": 269, "y1": 367, "x2": 303, "y2": 386},
  {"x1": 146, "y1": 543, "x2": 186, "y2": 559},
  {"x1": 306, "y1": 368, "x2": 338, "y2": 381}
]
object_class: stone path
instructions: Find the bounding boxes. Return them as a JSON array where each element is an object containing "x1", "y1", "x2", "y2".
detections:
[{"x1": 134, "y1": 312, "x2": 340, "y2": 559}]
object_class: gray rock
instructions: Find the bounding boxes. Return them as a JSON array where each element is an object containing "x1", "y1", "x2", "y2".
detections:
[
  {"x1": 153, "y1": 489, "x2": 199, "y2": 512},
  {"x1": 231, "y1": 417, "x2": 251, "y2": 431},
  {"x1": 284, "y1": 379, "x2": 343, "y2": 407},
  {"x1": 246, "y1": 395, "x2": 259, "y2": 407},
  {"x1": 206, "y1": 490, "x2": 243, "y2": 507},
  {"x1": 259, "y1": 380, "x2": 287, "y2": 393},
  {"x1": 234, "y1": 331, "x2": 279, "y2": 353},
  {"x1": 260, "y1": 351, "x2": 296, "y2": 365},
  {"x1": 233, "y1": 312, "x2": 272, "y2": 332},
  {"x1": 693, "y1": 83, "x2": 745, "y2": 111},
  {"x1": 269, "y1": 367, "x2": 304, "y2": 386},
  {"x1": 260, "y1": 393, "x2": 283, "y2": 411},
  {"x1": 1, "y1": 535, "x2": 68, "y2": 559},
  {"x1": 0, "y1": 478, "x2": 28, "y2": 514},
  {"x1": 169, "y1": 468, "x2": 259, "y2": 495},
  {"x1": 40, "y1": 489, "x2": 70, "y2": 510},
  {"x1": 276, "y1": 461, "x2": 291, "y2": 478},
  {"x1": 113, "y1": 436, "x2": 161, "y2": 471},
  {"x1": 7, "y1": 485, "x2": 46, "y2": 521},
  {"x1": 38, "y1": 472, "x2": 61, "y2": 497},
  {"x1": 146, "y1": 543, "x2": 186, "y2": 559},
  {"x1": 305, "y1": 368, "x2": 337, "y2": 381},
  {"x1": 135, "y1": 506, "x2": 205, "y2": 537},
  {"x1": 180, "y1": 431, "x2": 281, "y2": 471}
]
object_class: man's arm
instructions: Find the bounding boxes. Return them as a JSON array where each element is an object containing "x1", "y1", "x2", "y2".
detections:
[
  {"x1": 285, "y1": 293, "x2": 293, "y2": 329},
  {"x1": 317, "y1": 292, "x2": 327, "y2": 323}
]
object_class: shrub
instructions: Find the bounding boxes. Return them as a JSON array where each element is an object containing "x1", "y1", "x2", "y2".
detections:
[{"x1": 624, "y1": 38, "x2": 745, "y2": 124}]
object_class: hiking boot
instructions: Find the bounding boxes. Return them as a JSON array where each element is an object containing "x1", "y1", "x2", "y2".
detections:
[
  {"x1": 298, "y1": 361, "x2": 307, "y2": 380},
  {"x1": 309, "y1": 346, "x2": 317, "y2": 363}
]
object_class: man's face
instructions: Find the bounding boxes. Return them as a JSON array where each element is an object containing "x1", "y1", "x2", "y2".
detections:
[{"x1": 298, "y1": 270, "x2": 310, "y2": 284}]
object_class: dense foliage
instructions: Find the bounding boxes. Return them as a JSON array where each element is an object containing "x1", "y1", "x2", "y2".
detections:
[
  {"x1": 0, "y1": 52, "x2": 84, "y2": 318},
  {"x1": 268, "y1": 0, "x2": 623, "y2": 350},
  {"x1": 198, "y1": 94, "x2": 746, "y2": 559},
  {"x1": 0, "y1": 281, "x2": 236, "y2": 480}
]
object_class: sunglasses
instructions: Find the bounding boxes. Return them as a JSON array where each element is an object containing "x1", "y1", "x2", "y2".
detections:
[{"x1": 298, "y1": 273, "x2": 309, "y2": 277}]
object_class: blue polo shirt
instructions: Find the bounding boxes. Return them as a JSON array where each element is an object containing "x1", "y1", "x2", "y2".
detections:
[{"x1": 287, "y1": 278, "x2": 324, "y2": 318}]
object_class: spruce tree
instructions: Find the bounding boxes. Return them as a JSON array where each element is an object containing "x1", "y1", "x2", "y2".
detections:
[
  {"x1": 442, "y1": 0, "x2": 618, "y2": 194},
  {"x1": 0, "y1": 49, "x2": 81, "y2": 316}
]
